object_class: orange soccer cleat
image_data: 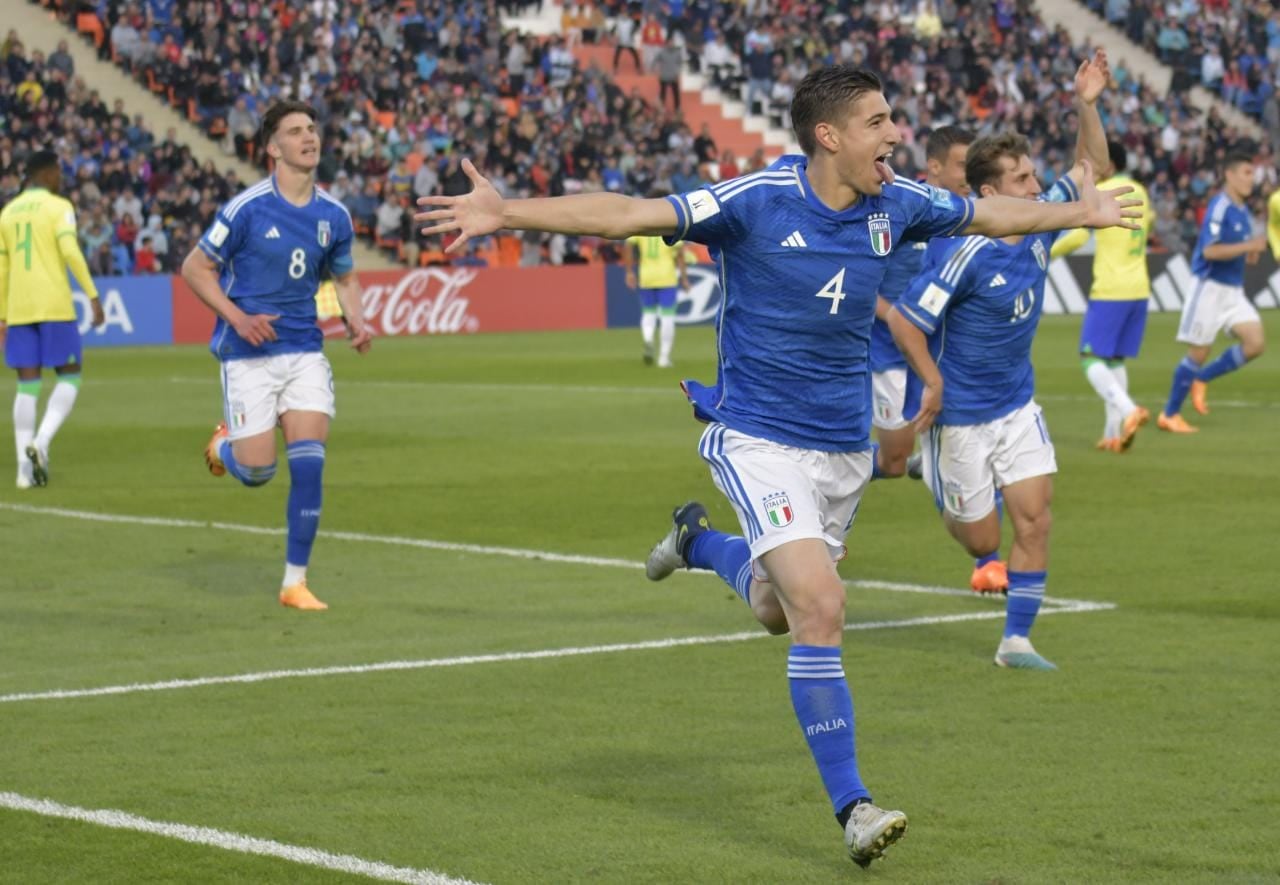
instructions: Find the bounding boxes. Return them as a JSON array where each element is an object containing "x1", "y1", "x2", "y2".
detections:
[
  {"x1": 970, "y1": 559, "x2": 1009, "y2": 595},
  {"x1": 1189, "y1": 380, "x2": 1209, "y2": 415},
  {"x1": 204, "y1": 423, "x2": 229, "y2": 476},
  {"x1": 1095, "y1": 437, "x2": 1123, "y2": 453},
  {"x1": 1118, "y1": 406, "x2": 1151, "y2": 451},
  {"x1": 279, "y1": 581, "x2": 328, "y2": 611},
  {"x1": 1157, "y1": 412, "x2": 1198, "y2": 434}
]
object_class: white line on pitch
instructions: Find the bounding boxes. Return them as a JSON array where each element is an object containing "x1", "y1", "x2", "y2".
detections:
[
  {"x1": 0, "y1": 791, "x2": 482, "y2": 885},
  {"x1": 0, "y1": 502, "x2": 1110, "y2": 609},
  {"x1": 0, "y1": 606, "x2": 1113, "y2": 706}
]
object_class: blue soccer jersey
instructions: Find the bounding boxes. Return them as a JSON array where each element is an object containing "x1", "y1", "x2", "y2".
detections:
[
  {"x1": 896, "y1": 177, "x2": 1079, "y2": 426},
  {"x1": 665, "y1": 155, "x2": 974, "y2": 451},
  {"x1": 198, "y1": 175, "x2": 355, "y2": 361},
  {"x1": 869, "y1": 240, "x2": 927, "y2": 373},
  {"x1": 1190, "y1": 192, "x2": 1252, "y2": 285}
]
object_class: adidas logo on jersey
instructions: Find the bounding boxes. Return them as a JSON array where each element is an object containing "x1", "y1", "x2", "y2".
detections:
[
  {"x1": 265, "y1": 226, "x2": 281, "y2": 239},
  {"x1": 989, "y1": 273, "x2": 1007, "y2": 288},
  {"x1": 780, "y1": 231, "x2": 807, "y2": 248}
]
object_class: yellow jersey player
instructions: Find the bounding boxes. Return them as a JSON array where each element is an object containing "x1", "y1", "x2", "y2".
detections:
[
  {"x1": 625, "y1": 190, "x2": 689, "y2": 368},
  {"x1": 0, "y1": 150, "x2": 104, "y2": 488},
  {"x1": 1053, "y1": 141, "x2": 1154, "y2": 451},
  {"x1": 1267, "y1": 186, "x2": 1280, "y2": 261}
]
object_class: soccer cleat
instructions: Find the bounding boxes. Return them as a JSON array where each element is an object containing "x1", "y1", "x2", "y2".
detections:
[
  {"x1": 994, "y1": 635, "x2": 1057, "y2": 670},
  {"x1": 656, "y1": 357, "x2": 673, "y2": 368},
  {"x1": 645, "y1": 501, "x2": 711, "y2": 581},
  {"x1": 1189, "y1": 380, "x2": 1209, "y2": 415},
  {"x1": 905, "y1": 451, "x2": 923, "y2": 480},
  {"x1": 15, "y1": 472, "x2": 33, "y2": 490},
  {"x1": 279, "y1": 581, "x2": 328, "y2": 611},
  {"x1": 1157, "y1": 412, "x2": 1198, "y2": 434},
  {"x1": 25, "y1": 445, "x2": 48, "y2": 487},
  {"x1": 844, "y1": 802, "x2": 908, "y2": 868},
  {"x1": 204, "y1": 423, "x2": 229, "y2": 476},
  {"x1": 1095, "y1": 437, "x2": 1123, "y2": 453},
  {"x1": 642, "y1": 341, "x2": 655, "y2": 365},
  {"x1": 969, "y1": 560, "x2": 1008, "y2": 595},
  {"x1": 1118, "y1": 405, "x2": 1150, "y2": 451}
]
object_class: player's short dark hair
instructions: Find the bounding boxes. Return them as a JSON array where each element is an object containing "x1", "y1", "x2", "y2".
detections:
[
  {"x1": 790, "y1": 66, "x2": 883, "y2": 157},
  {"x1": 1107, "y1": 139, "x2": 1128, "y2": 175},
  {"x1": 258, "y1": 100, "x2": 317, "y2": 147},
  {"x1": 925, "y1": 126, "x2": 974, "y2": 162},
  {"x1": 25, "y1": 150, "x2": 59, "y2": 177},
  {"x1": 965, "y1": 131, "x2": 1031, "y2": 193},
  {"x1": 1223, "y1": 149, "x2": 1255, "y2": 171}
]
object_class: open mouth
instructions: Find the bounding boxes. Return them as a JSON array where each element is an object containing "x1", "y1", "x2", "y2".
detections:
[{"x1": 874, "y1": 153, "x2": 895, "y2": 185}]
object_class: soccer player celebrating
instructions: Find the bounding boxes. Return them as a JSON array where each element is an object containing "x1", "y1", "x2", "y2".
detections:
[
  {"x1": 1054, "y1": 140, "x2": 1155, "y2": 451},
  {"x1": 0, "y1": 150, "x2": 105, "y2": 489},
  {"x1": 415, "y1": 66, "x2": 1137, "y2": 867},
  {"x1": 1158, "y1": 150, "x2": 1267, "y2": 432},
  {"x1": 182, "y1": 101, "x2": 372, "y2": 611},
  {"x1": 870, "y1": 125, "x2": 973, "y2": 479},
  {"x1": 887, "y1": 60, "x2": 1115, "y2": 672},
  {"x1": 624, "y1": 194, "x2": 689, "y2": 368}
]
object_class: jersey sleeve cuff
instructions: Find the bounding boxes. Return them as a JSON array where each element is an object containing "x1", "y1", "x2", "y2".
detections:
[
  {"x1": 896, "y1": 302, "x2": 937, "y2": 335},
  {"x1": 944, "y1": 198, "x2": 975, "y2": 237},
  {"x1": 197, "y1": 241, "x2": 227, "y2": 265},
  {"x1": 663, "y1": 194, "x2": 690, "y2": 245}
]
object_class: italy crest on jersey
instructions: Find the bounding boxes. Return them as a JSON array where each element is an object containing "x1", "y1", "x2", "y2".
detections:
[
  {"x1": 763, "y1": 492, "x2": 794, "y2": 528},
  {"x1": 317, "y1": 220, "x2": 331, "y2": 248},
  {"x1": 1032, "y1": 239, "x2": 1047, "y2": 270},
  {"x1": 868, "y1": 213, "x2": 892, "y2": 256}
]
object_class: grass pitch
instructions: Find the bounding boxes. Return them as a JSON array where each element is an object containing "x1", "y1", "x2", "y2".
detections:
[{"x1": 1, "y1": 315, "x2": 1276, "y2": 883}]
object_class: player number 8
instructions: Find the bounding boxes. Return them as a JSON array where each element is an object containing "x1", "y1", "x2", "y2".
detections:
[{"x1": 288, "y1": 248, "x2": 307, "y2": 280}]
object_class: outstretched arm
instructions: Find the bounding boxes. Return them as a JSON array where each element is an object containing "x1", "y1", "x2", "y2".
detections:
[
  {"x1": 966, "y1": 160, "x2": 1141, "y2": 238},
  {"x1": 416, "y1": 159, "x2": 679, "y2": 252}
]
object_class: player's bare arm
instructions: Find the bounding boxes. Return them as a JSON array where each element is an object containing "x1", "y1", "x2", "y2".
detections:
[
  {"x1": 414, "y1": 159, "x2": 678, "y2": 252},
  {"x1": 181, "y1": 247, "x2": 279, "y2": 347},
  {"x1": 1202, "y1": 235, "x2": 1268, "y2": 261},
  {"x1": 333, "y1": 270, "x2": 372, "y2": 354},
  {"x1": 967, "y1": 160, "x2": 1141, "y2": 238},
  {"x1": 1072, "y1": 51, "x2": 1113, "y2": 180},
  {"x1": 886, "y1": 307, "x2": 943, "y2": 433}
]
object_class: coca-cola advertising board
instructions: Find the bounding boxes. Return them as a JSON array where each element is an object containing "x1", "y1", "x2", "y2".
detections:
[{"x1": 172, "y1": 264, "x2": 607, "y2": 344}]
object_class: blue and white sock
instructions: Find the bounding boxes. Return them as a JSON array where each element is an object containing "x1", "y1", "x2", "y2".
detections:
[
  {"x1": 285, "y1": 440, "x2": 326, "y2": 581},
  {"x1": 1164, "y1": 357, "x2": 1200, "y2": 417},
  {"x1": 687, "y1": 530, "x2": 753, "y2": 605},
  {"x1": 1005, "y1": 570, "x2": 1047, "y2": 638},
  {"x1": 788, "y1": 645, "x2": 870, "y2": 814},
  {"x1": 870, "y1": 442, "x2": 884, "y2": 480},
  {"x1": 219, "y1": 438, "x2": 275, "y2": 487},
  {"x1": 975, "y1": 551, "x2": 1000, "y2": 569},
  {"x1": 1197, "y1": 344, "x2": 1246, "y2": 383}
]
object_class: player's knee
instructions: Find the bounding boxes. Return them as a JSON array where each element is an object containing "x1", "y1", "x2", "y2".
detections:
[
  {"x1": 239, "y1": 462, "x2": 277, "y2": 487},
  {"x1": 751, "y1": 596, "x2": 790, "y2": 635},
  {"x1": 878, "y1": 452, "x2": 907, "y2": 478}
]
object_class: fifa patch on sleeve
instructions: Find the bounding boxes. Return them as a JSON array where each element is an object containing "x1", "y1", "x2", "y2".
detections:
[
  {"x1": 686, "y1": 190, "x2": 720, "y2": 223},
  {"x1": 208, "y1": 220, "x2": 230, "y2": 247},
  {"x1": 918, "y1": 282, "x2": 952, "y2": 317},
  {"x1": 928, "y1": 185, "x2": 953, "y2": 209}
]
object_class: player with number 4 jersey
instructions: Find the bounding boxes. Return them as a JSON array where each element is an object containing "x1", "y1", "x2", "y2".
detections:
[
  {"x1": 413, "y1": 65, "x2": 1139, "y2": 868},
  {"x1": 182, "y1": 100, "x2": 372, "y2": 611}
]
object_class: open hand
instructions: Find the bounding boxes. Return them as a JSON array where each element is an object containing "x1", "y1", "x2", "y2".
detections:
[
  {"x1": 1077, "y1": 159, "x2": 1143, "y2": 230},
  {"x1": 1074, "y1": 49, "x2": 1110, "y2": 105},
  {"x1": 91, "y1": 299, "x2": 106, "y2": 328},
  {"x1": 346, "y1": 319, "x2": 373, "y2": 354},
  {"x1": 414, "y1": 159, "x2": 504, "y2": 254},
  {"x1": 232, "y1": 312, "x2": 280, "y2": 347}
]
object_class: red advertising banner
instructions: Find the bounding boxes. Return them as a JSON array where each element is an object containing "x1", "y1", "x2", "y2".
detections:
[{"x1": 172, "y1": 265, "x2": 606, "y2": 344}]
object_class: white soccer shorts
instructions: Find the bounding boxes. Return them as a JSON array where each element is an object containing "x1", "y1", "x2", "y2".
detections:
[
  {"x1": 697, "y1": 423, "x2": 872, "y2": 580},
  {"x1": 1176, "y1": 278, "x2": 1262, "y2": 346},
  {"x1": 220, "y1": 351, "x2": 336, "y2": 440},
  {"x1": 920, "y1": 400, "x2": 1057, "y2": 522},
  {"x1": 871, "y1": 368, "x2": 910, "y2": 430}
]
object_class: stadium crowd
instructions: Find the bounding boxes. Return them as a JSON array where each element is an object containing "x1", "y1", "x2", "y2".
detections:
[{"x1": 8, "y1": 0, "x2": 1276, "y2": 271}]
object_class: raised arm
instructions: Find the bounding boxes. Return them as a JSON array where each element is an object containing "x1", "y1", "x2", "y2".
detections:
[
  {"x1": 415, "y1": 159, "x2": 679, "y2": 252},
  {"x1": 1072, "y1": 50, "x2": 1113, "y2": 181}
]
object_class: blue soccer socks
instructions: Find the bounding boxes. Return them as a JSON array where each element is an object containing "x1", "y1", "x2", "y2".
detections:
[
  {"x1": 1005, "y1": 570, "x2": 1047, "y2": 638},
  {"x1": 219, "y1": 438, "x2": 276, "y2": 487},
  {"x1": 687, "y1": 530, "x2": 753, "y2": 605},
  {"x1": 1197, "y1": 344, "x2": 1246, "y2": 383},
  {"x1": 788, "y1": 645, "x2": 870, "y2": 814},
  {"x1": 1164, "y1": 356, "x2": 1200, "y2": 417},
  {"x1": 285, "y1": 440, "x2": 326, "y2": 568}
]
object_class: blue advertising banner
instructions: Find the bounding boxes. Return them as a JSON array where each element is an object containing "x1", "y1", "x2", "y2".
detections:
[
  {"x1": 605, "y1": 264, "x2": 722, "y2": 328},
  {"x1": 72, "y1": 275, "x2": 175, "y2": 348}
]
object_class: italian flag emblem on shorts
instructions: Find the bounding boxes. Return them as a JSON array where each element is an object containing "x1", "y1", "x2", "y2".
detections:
[{"x1": 763, "y1": 492, "x2": 794, "y2": 528}]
